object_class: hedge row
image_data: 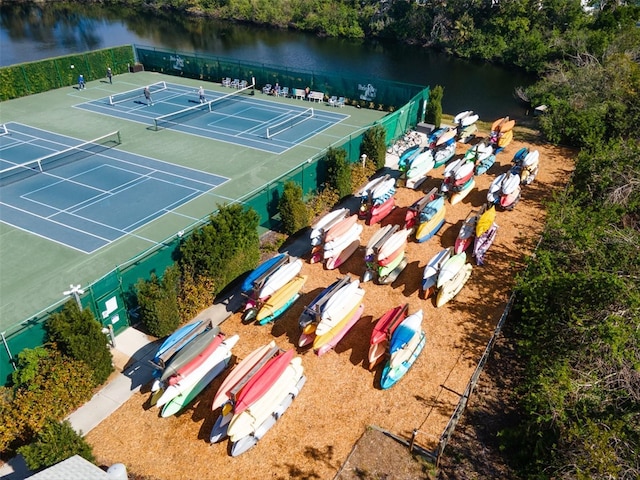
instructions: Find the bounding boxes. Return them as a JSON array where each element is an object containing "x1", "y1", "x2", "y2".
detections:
[{"x1": 0, "y1": 45, "x2": 135, "y2": 101}]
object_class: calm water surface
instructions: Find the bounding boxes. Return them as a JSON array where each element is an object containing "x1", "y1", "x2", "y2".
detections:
[{"x1": 0, "y1": 5, "x2": 534, "y2": 119}]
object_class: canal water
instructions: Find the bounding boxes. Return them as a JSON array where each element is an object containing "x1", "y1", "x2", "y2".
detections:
[{"x1": 0, "y1": 4, "x2": 533, "y2": 119}]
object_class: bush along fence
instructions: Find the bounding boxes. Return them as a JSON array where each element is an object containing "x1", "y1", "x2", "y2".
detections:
[
  {"x1": 0, "y1": 45, "x2": 135, "y2": 101},
  {"x1": 0, "y1": 84, "x2": 429, "y2": 386}
]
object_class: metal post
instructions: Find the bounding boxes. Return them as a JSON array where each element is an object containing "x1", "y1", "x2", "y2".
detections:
[
  {"x1": 63, "y1": 284, "x2": 84, "y2": 310},
  {"x1": 1, "y1": 332, "x2": 17, "y2": 370}
]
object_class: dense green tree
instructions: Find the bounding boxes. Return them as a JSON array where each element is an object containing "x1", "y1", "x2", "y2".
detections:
[
  {"x1": 360, "y1": 124, "x2": 387, "y2": 170},
  {"x1": 18, "y1": 419, "x2": 94, "y2": 472},
  {"x1": 325, "y1": 147, "x2": 352, "y2": 200},
  {"x1": 135, "y1": 264, "x2": 181, "y2": 337},
  {"x1": 179, "y1": 203, "x2": 260, "y2": 294},
  {"x1": 46, "y1": 301, "x2": 113, "y2": 385},
  {"x1": 424, "y1": 85, "x2": 443, "y2": 127},
  {"x1": 0, "y1": 348, "x2": 94, "y2": 453},
  {"x1": 279, "y1": 180, "x2": 309, "y2": 235}
]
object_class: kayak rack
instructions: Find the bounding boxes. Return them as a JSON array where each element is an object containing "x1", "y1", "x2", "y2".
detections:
[
  {"x1": 150, "y1": 319, "x2": 216, "y2": 370},
  {"x1": 301, "y1": 274, "x2": 351, "y2": 323},
  {"x1": 229, "y1": 345, "x2": 281, "y2": 401}
]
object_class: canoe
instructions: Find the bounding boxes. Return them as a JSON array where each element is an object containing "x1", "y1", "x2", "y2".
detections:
[
  {"x1": 436, "y1": 263, "x2": 473, "y2": 307},
  {"x1": 324, "y1": 214, "x2": 358, "y2": 244},
  {"x1": 380, "y1": 331, "x2": 426, "y2": 390},
  {"x1": 377, "y1": 255, "x2": 408, "y2": 285},
  {"x1": 153, "y1": 320, "x2": 204, "y2": 366},
  {"x1": 316, "y1": 283, "x2": 365, "y2": 337},
  {"x1": 314, "y1": 302, "x2": 365, "y2": 356},
  {"x1": 240, "y1": 253, "x2": 287, "y2": 294},
  {"x1": 497, "y1": 128, "x2": 514, "y2": 148},
  {"x1": 229, "y1": 375, "x2": 306, "y2": 456},
  {"x1": 500, "y1": 185, "x2": 521, "y2": 210},
  {"x1": 454, "y1": 210, "x2": 479, "y2": 254},
  {"x1": 156, "y1": 335, "x2": 238, "y2": 408},
  {"x1": 364, "y1": 224, "x2": 396, "y2": 262},
  {"x1": 421, "y1": 247, "x2": 453, "y2": 297},
  {"x1": 433, "y1": 142, "x2": 456, "y2": 168},
  {"x1": 211, "y1": 341, "x2": 276, "y2": 411},
  {"x1": 325, "y1": 239, "x2": 360, "y2": 270},
  {"x1": 258, "y1": 258, "x2": 303, "y2": 300},
  {"x1": 475, "y1": 205, "x2": 496, "y2": 237},
  {"x1": 368, "y1": 303, "x2": 409, "y2": 369},
  {"x1": 501, "y1": 171, "x2": 520, "y2": 195},
  {"x1": 378, "y1": 248, "x2": 405, "y2": 276},
  {"x1": 166, "y1": 331, "x2": 225, "y2": 385},
  {"x1": 450, "y1": 178, "x2": 475, "y2": 205},
  {"x1": 404, "y1": 188, "x2": 438, "y2": 230},
  {"x1": 227, "y1": 357, "x2": 304, "y2": 442},
  {"x1": 419, "y1": 196, "x2": 445, "y2": 223},
  {"x1": 160, "y1": 335, "x2": 238, "y2": 418},
  {"x1": 473, "y1": 223, "x2": 498, "y2": 266},
  {"x1": 377, "y1": 228, "x2": 410, "y2": 264},
  {"x1": 435, "y1": 128, "x2": 456, "y2": 147},
  {"x1": 256, "y1": 275, "x2": 307, "y2": 324},
  {"x1": 415, "y1": 206, "x2": 446, "y2": 243},
  {"x1": 355, "y1": 174, "x2": 390, "y2": 198},
  {"x1": 233, "y1": 349, "x2": 296, "y2": 415},
  {"x1": 512, "y1": 147, "x2": 529, "y2": 165},
  {"x1": 388, "y1": 310, "x2": 423, "y2": 365},
  {"x1": 397, "y1": 145, "x2": 421, "y2": 170},
  {"x1": 310, "y1": 208, "x2": 349, "y2": 246},
  {"x1": 457, "y1": 123, "x2": 478, "y2": 143},
  {"x1": 323, "y1": 223, "x2": 362, "y2": 257},
  {"x1": 367, "y1": 196, "x2": 395, "y2": 225},
  {"x1": 436, "y1": 251, "x2": 467, "y2": 289}
]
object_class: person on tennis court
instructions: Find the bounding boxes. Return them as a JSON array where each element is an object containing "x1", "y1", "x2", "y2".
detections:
[
  {"x1": 198, "y1": 86, "x2": 206, "y2": 104},
  {"x1": 144, "y1": 86, "x2": 153, "y2": 106},
  {"x1": 106, "y1": 67, "x2": 112, "y2": 84},
  {"x1": 78, "y1": 74, "x2": 85, "y2": 90}
]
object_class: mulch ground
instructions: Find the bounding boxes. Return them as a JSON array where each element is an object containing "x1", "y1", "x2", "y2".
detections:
[{"x1": 86, "y1": 125, "x2": 575, "y2": 480}]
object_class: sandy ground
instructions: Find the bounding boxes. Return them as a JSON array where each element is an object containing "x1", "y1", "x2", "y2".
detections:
[{"x1": 86, "y1": 126, "x2": 575, "y2": 480}]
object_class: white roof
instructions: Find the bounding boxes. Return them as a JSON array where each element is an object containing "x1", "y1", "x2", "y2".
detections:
[{"x1": 26, "y1": 455, "x2": 111, "y2": 480}]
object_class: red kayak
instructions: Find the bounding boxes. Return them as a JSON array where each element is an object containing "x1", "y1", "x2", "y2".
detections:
[
  {"x1": 232, "y1": 349, "x2": 295, "y2": 415},
  {"x1": 368, "y1": 304, "x2": 408, "y2": 369},
  {"x1": 167, "y1": 333, "x2": 225, "y2": 386},
  {"x1": 367, "y1": 196, "x2": 394, "y2": 225}
]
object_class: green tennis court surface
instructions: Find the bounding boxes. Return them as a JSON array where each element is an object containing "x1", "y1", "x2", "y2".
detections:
[
  {"x1": 0, "y1": 71, "x2": 386, "y2": 332},
  {"x1": 75, "y1": 81, "x2": 349, "y2": 154}
]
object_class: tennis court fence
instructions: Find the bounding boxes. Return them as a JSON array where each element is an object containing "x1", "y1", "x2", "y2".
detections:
[{"x1": 0, "y1": 130, "x2": 122, "y2": 187}]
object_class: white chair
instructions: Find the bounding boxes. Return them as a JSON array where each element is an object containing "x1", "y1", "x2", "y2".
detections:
[
  {"x1": 231, "y1": 79, "x2": 240, "y2": 89},
  {"x1": 240, "y1": 79, "x2": 248, "y2": 89},
  {"x1": 336, "y1": 96, "x2": 345, "y2": 107},
  {"x1": 222, "y1": 77, "x2": 231, "y2": 87},
  {"x1": 328, "y1": 95, "x2": 337, "y2": 107},
  {"x1": 262, "y1": 83, "x2": 272, "y2": 94},
  {"x1": 280, "y1": 86, "x2": 289, "y2": 98}
]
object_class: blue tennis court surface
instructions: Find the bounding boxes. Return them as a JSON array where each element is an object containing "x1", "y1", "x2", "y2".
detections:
[
  {"x1": 74, "y1": 81, "x2": 349, "y2": 154},
  {"x1": 0, "y1": 122, "x2": 227, "y2": 253}
]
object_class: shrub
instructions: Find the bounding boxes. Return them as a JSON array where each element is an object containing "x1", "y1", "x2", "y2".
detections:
[
  {"x1": 18, "y1": 419, "x2": 94, "y2": 472},
  {"x1": 46, "y1": 301, "x2": 113, "y2": 386},
  {"x1": 425, "y1": 84, "x2": 444, "y2": 127},
  {"x1": 177, "y1": 265, "x2": 215, "y2": 323},
  {"x1": 135, "y1": 264, "x2": 181, "y2": 338},
  {"x1": 361, "y1": 124, "x2": 387, "y2": 170},
  {"x1": 279, "y1": 180, "x2": 309, "y2": 235},
  {"x1": 0, "y1": 348, "x2": 94, "y2": 454},
  {"x1": 325, "y1": 147, "x2": 352, "y2": 200},
  {"x1": 179, "y1": 204, "x2": 260, "y2": 295}
]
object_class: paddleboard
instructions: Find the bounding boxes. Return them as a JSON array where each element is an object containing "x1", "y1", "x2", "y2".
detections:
[
  {"x1": 368, "y1": 303, "x2": 409, "y2": 369},
  {"x1": 324, "y1": 214, "x2": 358, "y2": 244},
  {"x1": 316, "y1": 284, "x2": 365, "y2": 337},
  {"x1": 450, "y1": 178, "x2": 475, "y2": 205},
  {"x1": 473, "y1": 223, "x2": 498, "y2": 266},
  {"x1": 436, "y1": 263, "x2": 473, "y2": 307},
  {"x1": 377, "y1": 255, "x2": 408, "y2": 285},
  {"x1": 166, "y1": 331, "x2": 225, "y2": 385},
  {"x1": 433, "y1": 142, "x2": 456, "y2": 168},
  {"x1": 475, "y1": 205, "x2": 496, "y2": 237},
  {"x1": 377, "y1": 228, "x2": 410, "y2": 263},
  {"x1": 415, "y1": 207, "x2": 446, "y2": 243},
  {"x1": 436, "y1": 252, "x2": 466, "y2": 288},
  {"x1": 314, "y1": 302, "x2": 365, "y2": 356},
  {"x1": 421, "y1": 247, "x2": 453, "y2": 296},
  {"x1": 367, "y1": 196, "x2": 395, "y2": 225},
  {"x1": 256, "y1": 275, "x2": 307, "y2": 324},
  {"x1": 258, "y1": 258, "x2": 303, "y2": 300},
  {"x1": 241, "y1": 253, "x2": 287, "y2": 294},
  {"x1": 380, "y1": 331, "x2": 425, "y2": 389},
  {"x1": 325, "y1": 239, "x2": 360, "y2": 270},
  {"x1": 389, "y1": 310, "x2": 423, "y2": 362},
  {"x1": 310, "y1": 208, "x2": 349, "y2": 246},
  {"x1": 454, "y1": 210, "x2": 479, "y2": 254}
]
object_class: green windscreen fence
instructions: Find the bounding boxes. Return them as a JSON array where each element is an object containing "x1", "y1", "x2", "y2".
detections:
[
  {"x1": 134, "y1": 45, "x2": 424, "y2": 111},
  {"x1": 0, "y1": 64, "x2": 428, "y2": 385}
]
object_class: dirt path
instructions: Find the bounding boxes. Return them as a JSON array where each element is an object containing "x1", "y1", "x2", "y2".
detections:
[{"x1": 86, "y1": 127, "x2": 575, "y2": 480}]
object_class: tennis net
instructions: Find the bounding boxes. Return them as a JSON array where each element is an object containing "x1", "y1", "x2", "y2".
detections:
[
  {"x1": 108, "y1": 81, "x2": 167, "y2": 106},
  {"x1": 153, "y1": 81, "x2": 255, "y2": 131},
  {"x1": 0, "y1": 131, "x2": 121, "y2": 187},
  {"x1": 266, "y1": 107, "x2": 314, "y2": 139}
]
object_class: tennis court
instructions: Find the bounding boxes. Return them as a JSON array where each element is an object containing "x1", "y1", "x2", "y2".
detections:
[
  {"x1": 0, "y1": 122, "x2": 227, "y2": 253},
  {"x1": 74, "y1": 81, "x2": 349, "y2": 154}
]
